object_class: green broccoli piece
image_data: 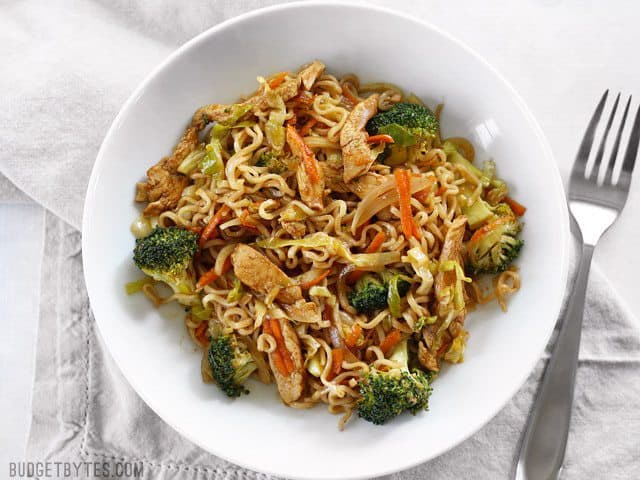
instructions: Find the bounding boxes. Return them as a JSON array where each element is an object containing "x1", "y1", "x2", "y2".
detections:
[
  {"x1": 207, "y1": 334, "x2": 257, "y2": 398},
  {"x1": 133, "y1": 227, "x2": 198, "y2": 295},
  {"x1": 357, "y1": 339, "x2": 432, "y2": 425},
  {"x1": 348, "y1": 271, "x2": 411, "y2": 314},
  {"x1": 348, "y1": 274, "x2": 388, "y2": 313},
  {"x1": 467, "y1": 216, "x2": 523, "y2": 274},
  {"x1": 366, "y1": 103, "x2": 440, "y2": 165},
  {"x1": 255, "y1": 151, "x2": 288, "y2": 174}
]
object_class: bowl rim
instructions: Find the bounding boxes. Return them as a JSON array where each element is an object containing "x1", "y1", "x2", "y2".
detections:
[{"x1": 82, "y1": 2, "x2": 571, "y2": 478}]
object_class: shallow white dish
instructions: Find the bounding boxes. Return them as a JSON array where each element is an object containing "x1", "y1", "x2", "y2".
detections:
[{"x1": 82, "y1": 2, "x2": 570, "y2": 479}]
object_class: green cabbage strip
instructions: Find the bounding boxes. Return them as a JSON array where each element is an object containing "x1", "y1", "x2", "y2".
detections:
[
  {"x1": 387, "y1": 275, "x2": 403, "y2": 317},
  {"x1": 256, "y1": 232, "x2": 400, "y2": 269},
  {"x1": 226, "y1": 276, "x2": 244, "y2": 303},
  {"x1": 200, "y1": 104, "x2": 253, "y2": 178},
  {"x1": 439, "y1": 260, "x2": 472, "y2": 313},
  {"x1": 191, "y1": 303, "x2": 211, "y2": 320}
]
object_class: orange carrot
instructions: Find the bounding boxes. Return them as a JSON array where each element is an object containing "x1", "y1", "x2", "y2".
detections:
[
  {"x1": 344, "y1": 324, "x2": 362, "y2": 349},
  {"x1": 186, "y1": 225, "x2": 203, "y2": 235},
  {"x1": 286, "y1": 124, "x2": 320, "y2": 183},
  {"x1": 299, "y1": 269, "x2": 331, "y2": 290},
  {"x1": 268, "y1": 71, "x2": 289, "y2": 89},
  {"x1": 263, "y1": 320, "x2": 289, "y2": 376},
  {"x1": 270, "y1": 319, "x2": 294, "y2": 375},
  {"x1": 331, "y1": 348, "x2": 344, "y2": 378},
  {"x1": 505, "y1": 196, "x2": 527, "y2": 216},
  {"x1": 395, "y1": 169, "x2": 418, "y2": 240},
  {"x1": 239, "y1": 209, "x2": 260, "y2": 232},
  {"x1": 196, "y1": 257, "x2": 232, "y2": 289},
  {"x1": 299, "y1": 118, "x2": 317, "y2": 136},
  {"x1": 194, "y1": 321, "x2": 208, "y2": 347},
  {"x1": 366, "y1": 230, "x2": 387, "y2": 254},
  {"x1": 470, "y1": 216, "x2": 511, "y2": 243},
  {"x1": 435, "y1": 185, "x2": 448, "y2": 197},
  {"x1": 380, "y1": 329, "x2": 402, "y2": 355},
  {"x1": 199, "y1": 205, "x2": 231, "y2": 248},
  {"x1": 347, "y1": 231, "x2": 387, "y2": 284},
  {"x1": 367, "y1": 134, "x2": 395, "y2": 144}
]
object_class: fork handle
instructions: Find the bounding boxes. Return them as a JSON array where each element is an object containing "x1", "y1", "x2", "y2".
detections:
[{"x1": 513, "y1": 244, "x2": 594, "y2": 480}]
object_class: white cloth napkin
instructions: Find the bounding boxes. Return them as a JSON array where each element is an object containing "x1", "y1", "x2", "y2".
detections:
[{"x1": 2, "y1": 1, "x2": 639, "y2": 478}]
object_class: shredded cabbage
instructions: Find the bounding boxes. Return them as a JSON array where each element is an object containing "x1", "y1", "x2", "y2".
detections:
[
  {"x1": 226, "y1": 276, "x2": 244, "y2": 303},
  {"x1": 439, "y1": 260, "x2": 472, "y2": 313},
  {"x1": 200, "y1": 104, "x2": 253, "y2": 178},
  {"x1": 191, "y1": 303, "x2": 211, "y2": 320},
  {"x1": 177, "y1": 147, "x2": 206, "y2": 175},
  {"x1": 256, "y1": 232, "x2": 400, "y2": 268},
  {"x1": 387, "y1": 275, "x2": 403, "y2": 317},
  {"x1": 404, "y1": 246, "x2": 434, "y2": 296},
  {"x1": 444, "y1": 330, "x2": 469, "y2": 363}
]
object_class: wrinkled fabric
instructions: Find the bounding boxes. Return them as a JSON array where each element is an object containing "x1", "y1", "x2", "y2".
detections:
[{"x1": 26, "y1": 213, "x2": 640, "y2": 479}]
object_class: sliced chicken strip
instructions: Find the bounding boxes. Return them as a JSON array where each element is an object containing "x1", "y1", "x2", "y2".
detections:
[
  {"x1": 340, "y1": 94, "x2": 379, "y2": 182},
  {"x1": 135, "y1": 126, "x2": 198, "y2": 216},
  {"x1": 231, "y1": 244, "x2": 302, "y2": 304}
]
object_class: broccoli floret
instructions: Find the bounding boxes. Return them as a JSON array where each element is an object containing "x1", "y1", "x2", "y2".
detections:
[
  {"x1": 207, "y1": 334, "x2": 257, "y2": 398},
  {"x1": 348, "y1": 274, "x2": 388, "y2": 313},
  {"x1": 366, "y1": 103, "x2": 440, "y2": 166},
  {"x1": 255, "y1": 151, "x2": 287, "y2": 174},
  {"x1": 133, "y1": 227, "x2": 198, "y2": 295},
  {"x1": 348, "y1": 271, "x2": 412, "y2": 314},
  {"x1": 467, "y1": 216, "x2": 523, "y2": 274},
  {"x1": 357, "y1": 339, "x2": 432, "y2": 425},
  {"x1": 366, "y1": 103, "x2": 439, "y2": 140}
]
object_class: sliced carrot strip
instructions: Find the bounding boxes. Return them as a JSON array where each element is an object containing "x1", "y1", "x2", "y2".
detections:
[
  {"x1": 270, "y1": 319, "x2": 294, "y2": 375},
  {"x1": 505, "y1": 196, "x2": 527, "y2": 216},
  {"x1": 196, "y1": 257, "x2": 232, "y2": 289},
  {"x1": 199, "y1": 205, "x2": 231, "y2": 248},
  {"x1": 366, "y1": 134, "x2": 395, "y2": 144},
  {"x1": 299, "y1": 118, "x2": 317, "y2": 136},
  {"x1": 347, "y1": 231, "x2": 387, "y2": 284},
  {"x1": 435, "y1": 185, "x2": 448, "y2": 197},
  {"x1": 268, "y1": 71, "x2": 289, "y2": 89},
  {"x1": 344, "y1": 324, "x2": 362, "y2": 349},
  {"x1": 239, "y1": 209, "x2": 260, "y2": 232},
  {"x1": 326, "y1": 348, "x2": 343, "y2": 380},
  {"x1": 299, "y1": 269, "x2": 331, "y2": 290},
  {"x1": 194, "y1": 321, "x2": 208, "y2": 347},
  {"x1": 380, "y1": 329, "x2": 402, "y2": 355},
  {"x1": 395, "y1": 169, "x2": 417, "y2": 240}
]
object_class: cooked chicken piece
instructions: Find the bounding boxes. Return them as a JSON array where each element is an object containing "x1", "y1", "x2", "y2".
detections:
[
  {"x1": 192, "y1": 61, "x2": 326, "y2": 130},
  {"x1": 418, "y1": 341, "x2": 439, "y2": 372},
  {"x1": 320, "y1": 162, "x2": 351, "y2": 193},
  {"x1": 287, "y1": 126, "x2": 325, "y2": 209},
  {"x1": 231, "y1": 244, "x2": 302, "y2": 304},
  {"x1": 340, "y1": 94, "x2": 379, "y2": 182},
  {"x1": 298, "y1": 60, "x2": 325, "y2": 90},
  {"x1": 135, "y1": 126, "x2": 197, "y2": 216},
  {"x1": 434, "y1": 216, "x2": 467, "y2": 316},
  {"x1": 321, "y1": 162, "x2": 388, "y2": 200},
  {"x1": 282, "y1": 299, "x2": 321, "y2": 324},
  {"x1": 348, "y1": 172, "x2": 389, "y2": 199},
  {"x1": 267, "y1": 318, "x2": 305, "y2": 404},
  {"x1": 281, "y1": 221, "x2": 307, "y2": 238}
]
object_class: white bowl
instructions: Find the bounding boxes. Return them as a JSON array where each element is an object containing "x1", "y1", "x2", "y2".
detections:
[{"x1": 82, "y1": 2, "x2": 570, "y2": 479}]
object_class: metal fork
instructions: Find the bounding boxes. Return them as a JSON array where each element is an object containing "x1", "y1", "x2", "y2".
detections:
[{"x1": 513, "y1": 91, "x2": 640, "y2": 480}]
